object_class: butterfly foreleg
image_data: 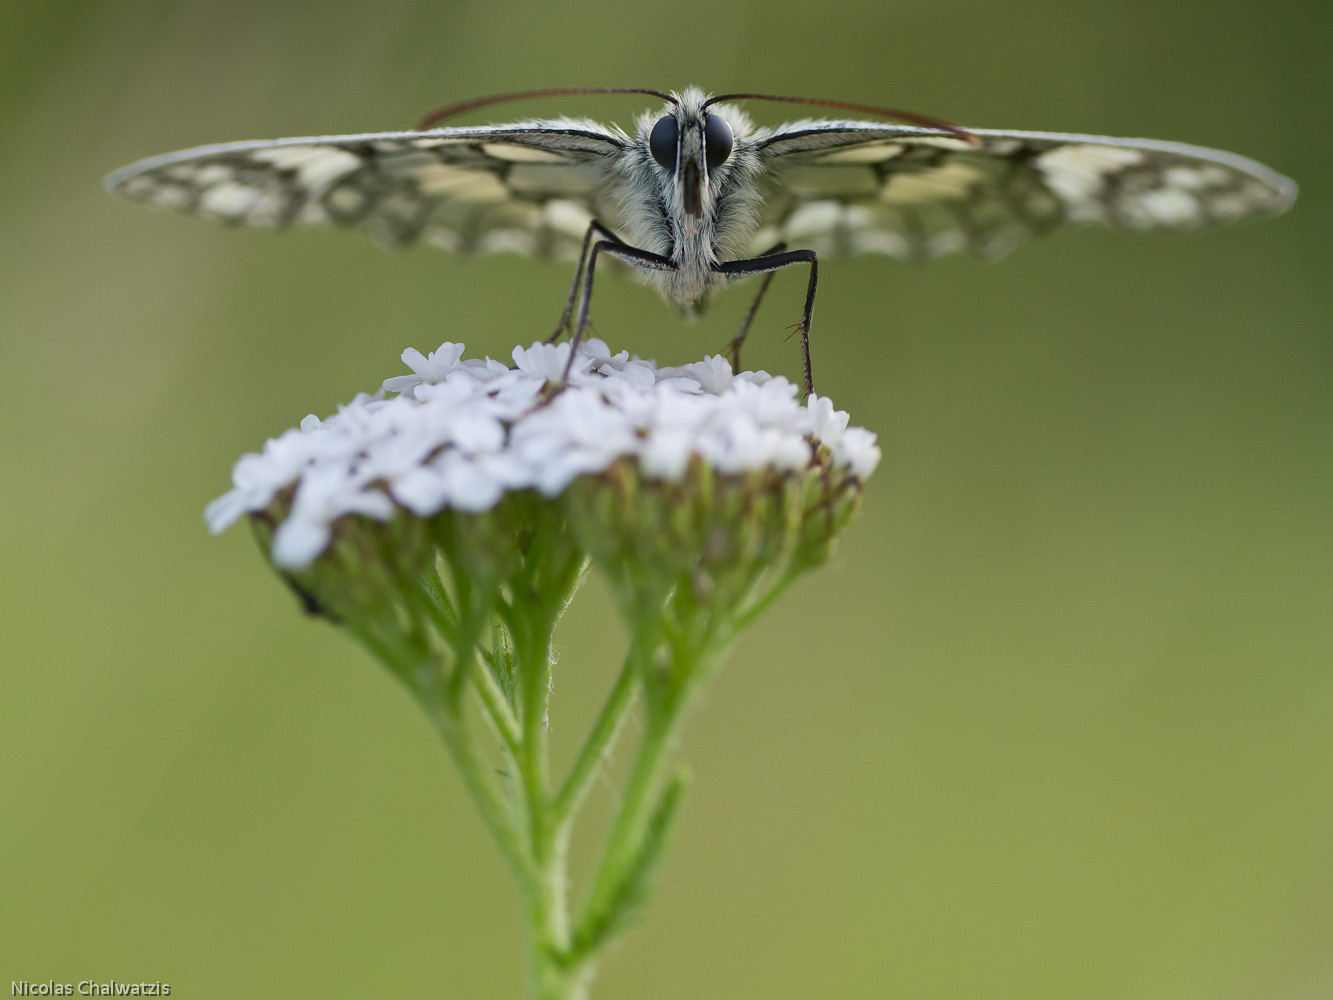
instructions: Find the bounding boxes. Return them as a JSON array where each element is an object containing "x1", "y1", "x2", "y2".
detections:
[
  {"x1": 547, "y1": 219, "x2": 631, "y2": 345},
  {"x1": 561, "y1": 240, "x2": 677, "y2": 383},
  {"x1": 714, "y1": 249, "x2": 819, "y2": 395},
  {"x1": 721, "y1": 241, "x2": 788, "y2": 373}
]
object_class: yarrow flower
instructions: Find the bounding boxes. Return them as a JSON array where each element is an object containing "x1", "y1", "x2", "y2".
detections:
[
  {"x1": 207, "y1": 338, "x2": 879, "y2": 1000},
  {"x1": 206, "y1": 338, "x2": 879, "y2": 570}
]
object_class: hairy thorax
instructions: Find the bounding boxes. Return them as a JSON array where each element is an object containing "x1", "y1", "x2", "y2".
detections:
[
  {"x1": 612, "y1": 104, "x2": 766, "y2": 314},
  {"x1": 656, "y1": 227, "x2": 721, "y2": 307}
]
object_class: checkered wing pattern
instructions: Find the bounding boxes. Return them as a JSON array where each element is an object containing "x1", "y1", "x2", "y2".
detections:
[
  {"x1": 752, "y1": 125, "x2": 1296, "y2": 261},
  {"x1": 104, "y1": 122, "x2": 629, "y2": 259}
]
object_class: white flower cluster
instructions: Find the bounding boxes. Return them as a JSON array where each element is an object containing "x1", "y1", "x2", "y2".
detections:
[{"x1": 205, "y1": 340, "x2": 881, "y2": 569}]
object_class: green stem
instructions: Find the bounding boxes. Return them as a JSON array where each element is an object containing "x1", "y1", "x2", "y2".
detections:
[
  {"x1": 426, "y1": 689, "x2": 537, "y2": 896},
  {"x1": 576, "y1": 700, "x2": 681, "y2": 942},
  {"x1": 553, "y1": 652, "x2": 639, "y2": 828},
  {"x1": 506, "y1": 612, "x2": 574, "y2": 998},
  {"x1": 528, "y1": 951, "x2": 594, "y2": 1000},
  {"x1": 472, "y1": 658, "x2": 523, "y2": 759}
]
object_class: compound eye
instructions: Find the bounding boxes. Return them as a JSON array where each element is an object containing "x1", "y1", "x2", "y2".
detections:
[
  {"x1": 703, "y1": 114, "x2": 733, "y2": 171},
  {"x1": 649, "y1": 115, "x2": 679, "y2": 170}
]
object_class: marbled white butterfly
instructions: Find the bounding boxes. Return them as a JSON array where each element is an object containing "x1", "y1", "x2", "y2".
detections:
[{"x1": 105, "y1": 87, "x2": 1296, "y2": 392}]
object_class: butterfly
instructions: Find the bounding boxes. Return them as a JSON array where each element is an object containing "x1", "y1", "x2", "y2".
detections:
[{"x1": 105, "y1": 87, "x2": 1296, "y2": 393}]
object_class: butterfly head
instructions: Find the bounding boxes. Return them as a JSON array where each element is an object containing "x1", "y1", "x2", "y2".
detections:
[{"x1": 644, "y1": 90, "x2": 735, "y2": 221}]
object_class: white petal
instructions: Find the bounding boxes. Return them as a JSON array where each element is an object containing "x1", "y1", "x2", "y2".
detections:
[
  {"x1": 390, "y1": 467, "x2": 451, "y2": 517},
  {"x1": 437, "y1": 452, "x2": 506, "y2": 512},
  {"x1": 271, "y1": 517, "x2": 332, "y2": 569},
  {"x1": 203, "y1": 490, "x2": 251, "y2": 533},
  {"x1": 641, "y1": 427, "x2": 695, "y2": 481}
]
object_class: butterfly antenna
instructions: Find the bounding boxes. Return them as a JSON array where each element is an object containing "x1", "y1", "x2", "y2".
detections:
[
  {"x1": 704, "y1": 93, "x2": 979, "y2": 147},
  {"x1": 416, "y1": 88, "x2": 678, "y2": 130}
]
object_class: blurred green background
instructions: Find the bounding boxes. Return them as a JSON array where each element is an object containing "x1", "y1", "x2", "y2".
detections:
[{"x1": 2, "y1": 0, "x2": 1329, "y2": 996}]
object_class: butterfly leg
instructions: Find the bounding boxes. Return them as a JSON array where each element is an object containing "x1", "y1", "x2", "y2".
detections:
[
  {"x1": 547, "y1": 219, "x2": 632, "y2": 345},
  {"x1": 561, "y1": 239, "x2": 676, "y2": 382},
  {"x1": 722, "y1": 241, "x2": 787, "y2": 372},
  {"x1": 714, "y1": 249, "x2": 819, "y2": 395}
]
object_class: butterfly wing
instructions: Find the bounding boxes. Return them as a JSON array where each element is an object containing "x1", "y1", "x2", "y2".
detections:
[
  {"x1": 751, "y1": 124, "x2": 1296, "y2": 260},
  {"x1": 105, "y1": 121, "x2": 629, "y2": 259}
]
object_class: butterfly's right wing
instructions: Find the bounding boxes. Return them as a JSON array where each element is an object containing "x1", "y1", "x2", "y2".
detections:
[
  {"x1": 105, "y1": 120, "x2": 631, "y2": 259},
  {"x1": 749, "y1": 123, "x2": 1296, "y2": 261}
]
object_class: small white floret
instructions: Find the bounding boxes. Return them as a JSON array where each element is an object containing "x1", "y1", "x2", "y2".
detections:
[
  {"x1": 808, "y1": 395, "x2": 851, "y2": 446},
  {"x1": 832, "y1": 427, "x2": 882, "y2": 478},
  {"x1": 512, "y1": 342, "x2": 576, "y2": 382},
  {"x1": 382, "y1": 342, "x2": 466, "y2": 394}
]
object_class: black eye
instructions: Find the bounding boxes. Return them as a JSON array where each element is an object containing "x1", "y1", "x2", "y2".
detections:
[
  {"x1": 703, "y1": 114, "x2": 733, "y2": 171},
  {"x1": 649, "y1": 115, "x2": 678, "y2": 170}
]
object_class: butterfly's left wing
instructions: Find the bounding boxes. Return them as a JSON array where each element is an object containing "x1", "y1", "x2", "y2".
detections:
[
  {"x1": 105, "y1": 121, "x2": 630, "y2": 259},
  {"x1": 749, "y1": 123, "x2": 1296, "y2": 261}
]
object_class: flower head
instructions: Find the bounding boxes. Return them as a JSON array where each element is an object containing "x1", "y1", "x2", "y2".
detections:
[{"x1": 209, "y1": 340, "x2": 879, "y2": 574}]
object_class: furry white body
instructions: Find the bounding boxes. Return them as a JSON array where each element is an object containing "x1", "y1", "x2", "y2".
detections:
[{"x1": 613, "y1": 89, "x2": 766, "y2": 310}]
